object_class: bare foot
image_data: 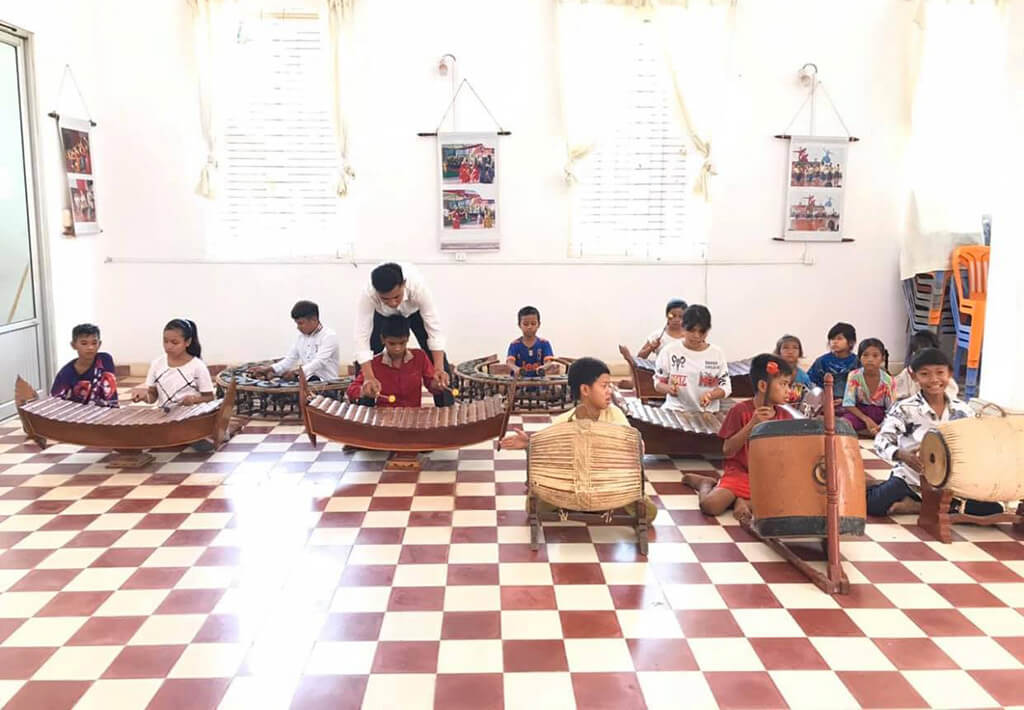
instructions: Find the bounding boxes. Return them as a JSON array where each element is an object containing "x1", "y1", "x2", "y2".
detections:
[
  {"x1": 888, "y1": 497, "x2": 922, "y2": 515},
  {"x1": 733, "y1": 498, "x2": 753, "y2": 525},
  {"x1": 682, "y1": 473, "x2": 716, "y2": 495}
]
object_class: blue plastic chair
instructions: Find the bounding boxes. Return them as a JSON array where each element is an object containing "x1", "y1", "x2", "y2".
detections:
[{"x1": 948, "y1": 274, "x2": 972, "y2": 388}]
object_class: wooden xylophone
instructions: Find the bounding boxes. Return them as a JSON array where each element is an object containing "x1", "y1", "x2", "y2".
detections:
[
  {"x1": 620, "y1": 397, "x2": 734, "y2": 457},
  {"x1": 299, "y1": 371, "x2": 515, "y2": 451},
  {"x1": 14, "y1": 376, "x2": 236, "y2": 452},
  {"x1": 619, "y1": 347, "x2": 754, "y2": 401},
  {"x1": 452, "y1": 354, "x2": 576, "y2": 413}
]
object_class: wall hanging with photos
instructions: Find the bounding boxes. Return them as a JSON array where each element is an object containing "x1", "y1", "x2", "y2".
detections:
[
  {"x1": 49, "y1": 65, "x2": 100, "y2": 236},
  {"x1": 419, "y1": 76, "x2": 509, "y2": 252},
  {"x1": 775, "y1": 64, "x2": 857, "y2": 243}
]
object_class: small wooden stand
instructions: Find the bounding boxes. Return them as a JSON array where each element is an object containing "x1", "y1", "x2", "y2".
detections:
[
  {"x1": 385, "y1": 451, "x2": 423, "y2": 474},
  {"x1": 527, "y1": 497, "x2": 649, "y2": 556},
  {"x1": 105, "y1": 451, "x2": 156, "y2": 469},
  {"x1": 917, "y1": 478, "x2": 1024, "y2": 544},
  {"x1": 743, "y1": 374, "x2": 850, "y2": 595}
]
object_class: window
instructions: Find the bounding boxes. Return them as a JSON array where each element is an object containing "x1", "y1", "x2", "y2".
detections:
[
  {"x1": 569, "y1": 20, "x2": 704, "y2": 261},
  {"x1": 215, "y1": 11, "x2": 348, "y2": 258}
]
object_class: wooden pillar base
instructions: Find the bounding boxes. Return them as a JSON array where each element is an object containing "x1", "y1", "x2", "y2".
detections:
[
  {"x1": 385, "y1": 451, "x2": 422, "y2": 474},
  {"x1": 106, "y1": 451, "x2": 155, "y2": 469}
]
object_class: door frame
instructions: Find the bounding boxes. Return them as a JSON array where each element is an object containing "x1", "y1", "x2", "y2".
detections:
[{"x1": 0, "y1": 20, "x2": 55, "y2": 416}]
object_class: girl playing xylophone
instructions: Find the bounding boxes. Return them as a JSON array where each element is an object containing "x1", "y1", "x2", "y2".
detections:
[{"x1": 132, "y1": 319, "x2": 215, "y2": 410}]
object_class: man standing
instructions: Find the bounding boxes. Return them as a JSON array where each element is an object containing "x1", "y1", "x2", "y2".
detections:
[{"x1": 353, "y1": 262, "x2": 454, "y2": 407}]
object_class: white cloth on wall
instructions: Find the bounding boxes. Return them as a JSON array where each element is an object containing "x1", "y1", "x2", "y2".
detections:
[
  {"x1": 903, "y1": 0, "x2": 1009, "y2": 276},
  {"x1": 190, "y1": 0, "x2": 240, "y2": 199}
]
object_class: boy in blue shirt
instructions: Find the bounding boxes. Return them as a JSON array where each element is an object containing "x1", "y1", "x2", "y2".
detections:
[
  {"x1": 506, "y1": 306, "x2": 555, "y2": 378},
  {"x1": 808, "y1": 321, "x2": 859, "y2": 399}
]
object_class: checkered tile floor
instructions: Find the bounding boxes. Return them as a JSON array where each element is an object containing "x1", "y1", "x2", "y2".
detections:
[{"x1": 1, "y1": 402, "x2": 1024, "y2": 709}]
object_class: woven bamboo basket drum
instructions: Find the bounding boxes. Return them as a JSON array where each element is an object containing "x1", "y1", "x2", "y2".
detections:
[
  {"x1": 920, "y1": 417, "x2": 1024, "y2": 501},
  {"x1": 748, "y1": 419, "x2": 866, "y2": 538},
  {"x1": 527, "y1": 420, "x2": 643, "y2": 512}
]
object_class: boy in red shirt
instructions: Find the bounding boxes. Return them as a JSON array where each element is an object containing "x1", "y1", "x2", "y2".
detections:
[
  {"x1": 346, "y1": 315, "x2": 443, "y2": 407},
  {"x1": 682, "y1": 353, "x2": 794, "y2": 524}
]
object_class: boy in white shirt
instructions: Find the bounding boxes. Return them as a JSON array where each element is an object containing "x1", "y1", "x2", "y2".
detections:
[
  {"x1": 654, "y1": 305, "x2": 731, "y2": 412},
  {"x1": 249, "y1": 301, "x2": 340, "y2": 382}
]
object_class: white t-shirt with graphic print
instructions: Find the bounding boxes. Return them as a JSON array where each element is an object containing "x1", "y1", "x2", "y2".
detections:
[
  {"x1": 654, "y1": 341, "x2": 731, "y2": 412},
  {"x1": 144, "y1": 355, "x2": 214, "y2": 407}
]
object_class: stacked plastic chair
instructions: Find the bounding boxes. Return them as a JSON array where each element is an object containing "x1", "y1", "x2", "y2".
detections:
[
  {"x1": 902, "y1": 270, "x2": 956, "y2": 337},
  {"x1": 949, "y1": 246, "x2": 989, "y2": 398}
]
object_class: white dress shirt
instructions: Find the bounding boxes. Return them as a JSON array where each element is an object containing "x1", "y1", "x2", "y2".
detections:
[
  {"x1": 353, "y1": 262, "x2": 447, "y2": 365},
  {"x1": 272, "y1": 325, "x2": 341, "y2": 381}
]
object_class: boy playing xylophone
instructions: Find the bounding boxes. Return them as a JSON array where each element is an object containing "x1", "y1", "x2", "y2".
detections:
[{"x1": 347, "y1": 315, "x2": 446, "y2": 407}]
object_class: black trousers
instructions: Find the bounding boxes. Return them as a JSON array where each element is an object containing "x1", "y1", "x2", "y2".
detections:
[
  {"x1": 368, "y1": 311, "x2": 454, "y2": 407},
  {"x1": 866, "y1": 474, "x2": 1004, "y2": 518}
]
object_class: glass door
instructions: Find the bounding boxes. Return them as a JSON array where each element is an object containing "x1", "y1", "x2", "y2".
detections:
[{"x1": 0, "y1": 29, "x2": 48, "y2": 420}]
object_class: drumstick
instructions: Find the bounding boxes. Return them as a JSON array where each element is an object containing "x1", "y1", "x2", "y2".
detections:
[{"x1": 375, "y1": 393, "x2": 398, "y2": 404}]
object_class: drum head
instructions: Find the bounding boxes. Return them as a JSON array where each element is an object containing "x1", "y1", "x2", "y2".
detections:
[{"x1": 920, "y1": 430, "x2": 950, "y2": 488}]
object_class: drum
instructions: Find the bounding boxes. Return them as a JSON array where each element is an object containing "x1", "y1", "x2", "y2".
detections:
[
  {"x1": 920, "y1": 417, "x2": 1024, "y2": 501},
  {"x1": 748, "y1": 418, "x2": 866, "y2": 538},
  {"x1": 527, "y1": 420, "x2": 643, "y2": 512}
]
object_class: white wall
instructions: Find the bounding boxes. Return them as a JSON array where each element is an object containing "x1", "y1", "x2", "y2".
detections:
[
  {"x1": 979, "y1": 0, "x2": 1024, "y2": 411},
  {"x1": 13, "y1": 0, "x2": 921, "y2": 369}
]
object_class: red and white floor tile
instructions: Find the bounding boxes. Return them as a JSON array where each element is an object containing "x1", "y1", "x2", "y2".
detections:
[{"x1": 1, "y1": 406, "x2": 1023, "y2": 709}]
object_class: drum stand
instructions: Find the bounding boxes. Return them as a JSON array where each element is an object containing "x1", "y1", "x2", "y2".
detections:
[
  {"x1": 918, "y1": 479, "x2": 1024, "y2": 544},
  {"x1": 742, "y1": 374, "x2": 851, "y2": 595}
]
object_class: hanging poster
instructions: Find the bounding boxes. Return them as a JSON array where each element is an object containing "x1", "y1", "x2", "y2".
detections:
[
  {"x1": 438, "y1": 132, "x2": 499, "y2": 251},
  {"x1": 59, "y1": 116, "x2": 99, "y2": 235},
  {"x1": 782, "y1": 135, "x2": 848, "y2": 242}
]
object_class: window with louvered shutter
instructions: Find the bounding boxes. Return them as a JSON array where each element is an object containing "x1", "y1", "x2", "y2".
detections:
[
  {"x1": 216, "y1": 12, "x2": 348, "y2": 258},
  {"x1": 569, "y1": 20, "x2": 704, "y2": 261}
]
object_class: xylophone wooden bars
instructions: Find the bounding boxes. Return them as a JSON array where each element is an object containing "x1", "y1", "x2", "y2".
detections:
[
  {"x1": 14, "y1": 376, "x2": 237, "y2": 452},
  {"x1": 621, "y1": 398, "x2": 730, "y2": 457},
  {"x1": 298, "y1": 371, "x2": 514, "y2": 452}
]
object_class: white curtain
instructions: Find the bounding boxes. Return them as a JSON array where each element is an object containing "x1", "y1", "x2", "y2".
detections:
[
  {"x1": 189, "y1": 0, "x2": 240, "y2": 199},
  {"x1": 555, "y1": 0, "x2": 733, "y2": 200},
  {"x1": 650, "y1": 0, "x2": 734, "y2": 202},
  {"x1": 555, "y1": 2, "x2": 638, "y2": 184},
  {"x1": 906, "y1": 1, "x2": 1010, "y2": 240},
  {"x1": 323, "y1": 0, "x2": 356, "y2": 196}
]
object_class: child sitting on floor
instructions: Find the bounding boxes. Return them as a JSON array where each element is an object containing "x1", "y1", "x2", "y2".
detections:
[
  {"x1": 500, "y1": 358, "x2": 628, "y2": 449},
  {"x1": 891, "y1": 331, "x2": 958, "y2": 401},
  {"x1": 248, "y1": 300, "x2": 340, "y2": 382},
  {"x1": 682, "y1": 354, "x2": 794, "y2": 524},
  {"x1": 347, "y1": 315, "x2": 443, "y2": 407},
  {"x1": 506, "y1": 306, "x2": 555, "y2": 378},
  {"x1": 637, "y1": 298, "x2": 688, "y2": 358},
  {"x1": 654, "y1": 304, "x2": 731, "y2": 412},
  {"x1": 133, "y1": 319, "x2": 214, "y2": 409},
  {"x1": 841, "y1": 338, "x2": 894, "y2": 434},
  {"x1": 808, "y1": 321, "x2": 859, "y2": 401},
  {"x1": 51, "y1": 323, "x2": 119, "y2": 407},
  {"x1": 774, "y1": 334, "x2": 812, "y2": 402},
  {"x1": 868, "y1": 348, "x2": 1001, "y2": 517}
]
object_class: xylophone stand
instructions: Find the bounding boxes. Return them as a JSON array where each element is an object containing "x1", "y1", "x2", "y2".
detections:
[
  {"x1": 106, "y1": 451, "x2": 155, "y2": 469},
  {"x1": 742, "y1": 373, "x2": 850, "y2": 595},
  {"x1": 385, "y1": 451, "x2": 423, "y2": 474}
]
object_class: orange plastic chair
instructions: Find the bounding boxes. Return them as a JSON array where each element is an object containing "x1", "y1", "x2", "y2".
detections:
[{"x1": 951, "y1": 245, "x2": 989, "y2": 396}]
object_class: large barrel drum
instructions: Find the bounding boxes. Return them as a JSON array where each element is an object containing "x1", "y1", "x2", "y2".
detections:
[
  {"x1": 748, "y1": 419, "x2": 866, "y2": 538},
  {"x1": 920, "y1": 417, "x2": 1024, "y2": 501}
]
